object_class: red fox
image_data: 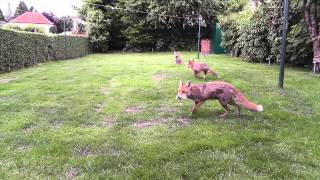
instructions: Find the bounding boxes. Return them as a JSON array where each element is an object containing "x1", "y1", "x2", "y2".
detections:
[
  {"x1": 188, "y1": 59, "x2": 219, "y2": 80},
  {"x1": 176, "y1": 80, "x2": 263, "y2": 117},
  {"x1": 174, "y1": 50, "x2": 184, "y2": 65}
]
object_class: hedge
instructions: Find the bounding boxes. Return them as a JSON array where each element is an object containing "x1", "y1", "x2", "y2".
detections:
[{"x1": 0, "y1": 28, "x2": 89, "y2": 72}]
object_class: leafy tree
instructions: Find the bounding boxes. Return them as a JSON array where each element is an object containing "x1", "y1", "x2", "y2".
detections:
[
  {"x1": 14, "y1": 1, "x2": 29, "y2": 17},
  {"x1": 29, "y1": 6, "x2": 35, "y2": 12},
  {"x1": 42, "y1": 12, "x2": 59, "y2": 33},
  {"x1": 57, "y1": 16, "x2": 74, "y2": 33},
  {"x1": 0, "y1": 9, "x2": 4, "y2": 21},
  {"x1": 302, "y1": 0, "x2": 320, "y2": 73}
]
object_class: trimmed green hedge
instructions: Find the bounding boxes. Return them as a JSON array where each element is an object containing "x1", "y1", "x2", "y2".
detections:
[{"x1": 0, "y1": 29, "x2": 89, "y2": 72}]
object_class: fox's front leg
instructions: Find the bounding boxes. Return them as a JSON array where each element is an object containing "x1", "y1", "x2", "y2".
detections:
[
  {"x1": 193, "y1": 71, "x2": 201, "y2": 78},
  {"x1": 190, "y1": 101, "x2": 205, "y2": 116}
]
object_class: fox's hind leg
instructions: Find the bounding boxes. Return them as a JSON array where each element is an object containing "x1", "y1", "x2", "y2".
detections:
[
  {"x1": 218, "y1": 99, "x2": 230, "y2": 118},
  {"x1": 203, "y1": 70, "x2": 208, "y2": 80},
  {"x1": 193, "y1": 71, "x2": 201, "y2": 78},
  {"x1": 229, "y1": 100, "x2": 241, "y2": 116}
]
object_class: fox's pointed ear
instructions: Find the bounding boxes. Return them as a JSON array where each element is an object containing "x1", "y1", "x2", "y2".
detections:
[
  {"x1": 179, "y1": 80, "x2": 184, "y2": 85},
  {"x1": 187, "y1": 80, "x2": 191, "y2": 87}
]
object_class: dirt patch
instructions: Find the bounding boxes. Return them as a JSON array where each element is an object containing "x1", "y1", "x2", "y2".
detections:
[
  {"x1": 134, "y1": 118, "x2": 168, "y2": 128},
  {"x1": 23, "y1": 125, "x2": 36, "y2": 133},
  {"x1": 50, "y1": 121, "x2": 62, "y2": 129},
  {"x1": 177, "y1": 118, "x2": 192, "y2": 126},
  {"x1": 100, "y1": 87, "x2": 112, "y2": 95},
  {"x1": 66, "y1": 167, "x2": 82, "y2": 180},
  {"x1": 126, "y1": 106, "x2": 144, "y2": 114},
  {"x1": 158, "y1": 106, "x2": 177, "y2": 113},
  {"x1": 95, "y1": 102, "x2": 107, "y2": 113},
  {"x1": 152, "y1": 74, "x2": 171, "y2": 82},
  {"x1": 0, "y1": 77, "x2": 16, "y2": 84},
  {"x1": 74, "y1": 146, "x2": 95, "y2": 157},
  {"x1": 103, "y1": 117, "x2": 116, "y2": 127}
]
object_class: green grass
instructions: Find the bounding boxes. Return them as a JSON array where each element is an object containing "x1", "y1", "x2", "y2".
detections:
[{"x1": 1, "y1": 52, "x2": 320, "y2": 179}]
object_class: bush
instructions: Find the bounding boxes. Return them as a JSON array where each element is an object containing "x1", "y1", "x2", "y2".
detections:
[
  {"x1": 0, "y1": 29, "x2": 89, "y2": 72},
  {"x1": 4, "y1": 25, "x2": 22, "y2": 31},
  {"x1": 49, "y1": 26, "x2": 58, "y2": 34},
  {"x1": 23, "y1": 25, "x2": 45, "y2": 33}
]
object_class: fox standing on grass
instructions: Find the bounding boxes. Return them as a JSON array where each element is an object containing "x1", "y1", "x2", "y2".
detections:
[
  {"x1": 174, "y1": 50, "x2": 184, "y2": 65},
  {"x1": 188, "y1": 59, "x2": 219, "y2": 80},
  {"x1": 176, "y1": 80, "x2": 263, "y2": 117}
]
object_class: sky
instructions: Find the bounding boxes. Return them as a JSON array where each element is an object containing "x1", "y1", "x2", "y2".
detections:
[{"x1": 0, "y1": 0, "x2": 83, "y2": 17}]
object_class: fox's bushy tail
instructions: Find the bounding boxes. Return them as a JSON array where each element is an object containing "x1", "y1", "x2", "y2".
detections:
[
  {"x1": 232, "y1": 89, "x2": 263, "y2": 112},
  {"x1": 208, "y1": 69, "x2": 219, "y2": 78}
]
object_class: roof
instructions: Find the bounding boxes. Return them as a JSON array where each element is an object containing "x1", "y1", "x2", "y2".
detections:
[{"x1": 10, "y1": 12, "x2": 54, "y2": 25}]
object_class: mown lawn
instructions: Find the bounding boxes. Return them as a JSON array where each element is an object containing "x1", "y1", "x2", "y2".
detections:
[{"x1": 0, "y1": 52, "x2": 320, "y2": 179}]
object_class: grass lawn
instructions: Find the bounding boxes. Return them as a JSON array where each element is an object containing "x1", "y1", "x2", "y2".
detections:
[{"x1": 1, "y1": 52, "x2": 320, "y2": 179}]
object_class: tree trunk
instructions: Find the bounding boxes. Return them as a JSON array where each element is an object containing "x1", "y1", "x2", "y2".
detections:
[{"x1": 303, "y1": 0, "x2": 320, "y2": 73}]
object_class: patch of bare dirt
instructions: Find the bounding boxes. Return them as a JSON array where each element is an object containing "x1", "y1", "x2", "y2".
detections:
[
  {"x1": 103, "y1": 117, "x2": 116, "y2": 127},
  {"x1": 51, "y1": 121, "x2": 62, "y2": 129},
  {"x1": 95, "y1": 102, "x2": 107, "y2": 113},
  {"x1": 100, "y1": 87, "x2": 112, "y2": 95},
  {"x1": 152, "y1": 74, "x2": 171, "y2": 82},
  {"x1": 158, "y1": 106, "x2": 177, "y2": 113},
  {"x1": 66, "y1": 167, "x2": 82, "y2": 180},
  {"x1": 134, "y1": 118, "x2": 168, "y2": 128},
  {"x1": 23, "y1": 125, "x2": 36, "y2": 133},
  {"x1": 177, "y1": 118, "x2": 192, "y2": 126},
  {"x1": 18, "y1": 143, "x2": 32, "y2": 151},
  {"x1": 0, "y1": 77, "x2": 17, "y2": 84},
  {"x1": 74, "y1": 146, "x2": 95, "y2": 157},
  {"x1": 126, "y1": 106, "x2": 144, "y2": 114}
]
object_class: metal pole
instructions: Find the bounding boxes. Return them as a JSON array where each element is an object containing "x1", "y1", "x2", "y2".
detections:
[
  {"x1": 64, "y1": 19, "x2": 67, "y2": 60},
  {"x1": 197, "y1": 14, "x2": 201, "y2": 59},
  {"x1": 279, "y1": 0, "x2": 289, "y2": 89}
]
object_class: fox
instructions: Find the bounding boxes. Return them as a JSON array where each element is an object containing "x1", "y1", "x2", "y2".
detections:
[
  {"x1": 188, "y1": 59, "x2": 219, "y2": 80},
  {"x1": 176, "y1": 80, "x2": 263, "y2": 117},
  {"x1": 174, "y1": 50, "x2": 184, "y2": 65}
]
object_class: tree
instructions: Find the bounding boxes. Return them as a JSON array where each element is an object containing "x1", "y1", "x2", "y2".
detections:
[
  {"x1": 303, "y1": 0, "x2": 320, "y2": 73},
  {"x1": 0, "y1": 9, "x2": 4, "y2": 21},
  {"x1": 29, "y1": 6, "x2": 35, "y2": 12},
  {"x1": 57, "y1": 16, "x2": 74, "y2": 33},
  {"x1": 14, "y1": 1, "x2": 29, "y2": 17}
]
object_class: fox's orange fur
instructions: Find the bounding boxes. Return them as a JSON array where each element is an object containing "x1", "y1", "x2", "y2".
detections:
[
  {"x1": 188, "y1": 59, "x2": 218, "y2": 80},
  {"x1": 176, "y1": 80, "x2": 263, "y2": 117}
]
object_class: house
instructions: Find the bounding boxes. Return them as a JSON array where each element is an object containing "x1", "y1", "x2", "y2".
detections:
[
  {"x1": 70, "y1": 16, "x2": 86, "y2": 35},
  {"x1": 6, "y1": 12, "x2": 54, "y2": 33}
]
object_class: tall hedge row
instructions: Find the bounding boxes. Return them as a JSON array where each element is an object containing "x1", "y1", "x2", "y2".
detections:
[{"x1": 0, "y1": 29, "x2": 89, "y2": 72}]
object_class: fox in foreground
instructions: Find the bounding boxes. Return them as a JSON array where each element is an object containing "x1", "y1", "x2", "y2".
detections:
[
  {"x1": 188, "y1": 59, "x2": 219, "y2": 80},
  {"x1": 176, "y1": 80, "x2": 263, "y2": 117}
]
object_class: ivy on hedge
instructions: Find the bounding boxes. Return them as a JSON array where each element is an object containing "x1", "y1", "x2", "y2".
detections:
[{"x1": 0, "y1": 29, "x2": 89, "y2": 72}]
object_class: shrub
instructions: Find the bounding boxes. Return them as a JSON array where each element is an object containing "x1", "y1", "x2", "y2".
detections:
[
  {"x1": 0, "y1": 29, "x2": 89, "y2": 72},
  {"x1": 49, "y1": 26, "x2": 58, "y2": 34},
  {"x1": 4, "y1": 25, "x2": 22, "y2": 31},
  {"x1": 23, "y1": 25, "x2": 45, "y2": 33}
]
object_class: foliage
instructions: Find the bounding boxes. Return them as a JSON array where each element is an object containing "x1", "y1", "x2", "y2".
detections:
[
  {"x1": 0, "y1": 28, "x2": 89, "y2": 72},
  {"x1": 0, "y1": 9, "x2": 4, "y2": 21},
  {"x1": 57, "y1": 16, "x2": 74, "y2": 33},
  {"x1": 49, "y1": 26, "x2": 58, "y2": 34},
  {"x1": 79, "y1": 0, "x2": 227, "y2": 52},
  {"x1": 23, "y1": 25, "x2": 45, "y2": 33},
  {"x1": 220, "y1": 0, "x2": 313, "y2": 65},
  {"x1": 14, "y1": 1, "x2": 29, "y2": 17},
  {"x1": 3, "y1": 25, "x2": 23, "y2": 31}
]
